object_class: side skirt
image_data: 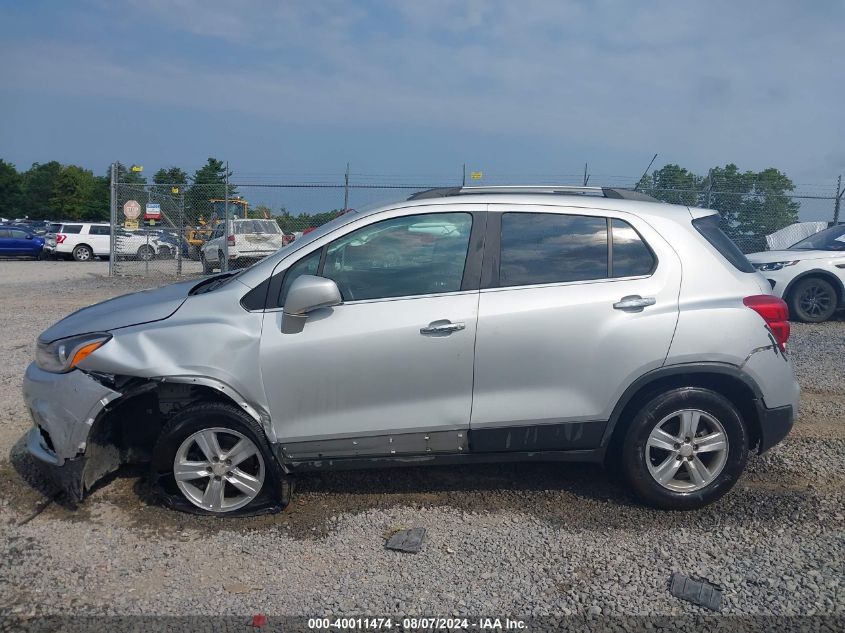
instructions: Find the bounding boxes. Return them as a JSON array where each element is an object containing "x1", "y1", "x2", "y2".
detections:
[
  {"x1": 281, "y1": 448, "x2": 604, "y2": 473},
  {"x1": 276, "y1": 421, "x2": 608, "y2": 473}
]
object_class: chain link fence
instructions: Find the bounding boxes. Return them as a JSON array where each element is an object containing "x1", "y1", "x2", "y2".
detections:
[{"x1": 110, "y1": 170, "x2": 843, "y2": 277}]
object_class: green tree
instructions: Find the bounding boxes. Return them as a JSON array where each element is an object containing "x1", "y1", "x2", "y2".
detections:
[
  {"x1": 739, "y1": 168, "x2": 800, "y2": 250},
  {"x1": 151, "y1": 166, "x2": 188, "y2": 198},
  {"x1": 115, "y1": 162, "x2": 146, "y2": 184},
  {"x1": 0, "y1": 159, "x2": 23, "y2": 218},
  {"x1": 186, "y1": 157, "x2": 236, "y2": 220},
  {"x1": 639, "y1": 162, "x2": 801, "y2": 252},
  {"x1": 50, "y1": 165, "x2": 95, "y2": 220},
  {"x1": 251, "y1": 203, "x2": 274, "y2": 219},
  {"x1": 275, "y1": 209, "x2": 341, "y2": 233},
  {"x1": 636, "y1": 164, "x2": 702, "y2": 206},
  {"x1": 87, "y1": 174, "x2": 110, "y2": 221},
  {"x1": 21, "y1": 161, "x2": 62, "y2": 219}
]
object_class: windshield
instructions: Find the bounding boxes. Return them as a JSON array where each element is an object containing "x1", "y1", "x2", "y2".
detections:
[
  {"x1": 234, "y1": 220, "x2": 282, "y2": 234},
  {"x1": 789, "y1": 225, "x2": 845, "y2": 251}
]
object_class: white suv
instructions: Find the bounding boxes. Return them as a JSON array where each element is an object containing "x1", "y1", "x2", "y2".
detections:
[
  {"x1": 200, "y1": 219, "x2": 285, "y2": 272},
  {"x1": 747, "y1": 224, "x2": 845, "y2": 322},
  {"x1": 45, "y1": 222, "x2": 110, "y2": 261}
]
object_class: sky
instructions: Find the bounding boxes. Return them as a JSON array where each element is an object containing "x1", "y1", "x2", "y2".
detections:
[{"x1": 1, "y1": 0, "x2": 843, "y2": 217}]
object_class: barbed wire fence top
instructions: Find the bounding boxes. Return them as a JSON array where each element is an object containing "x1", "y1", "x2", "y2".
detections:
[{"x1": 109, "y1": 168, "x2": 843, "y2": 277}]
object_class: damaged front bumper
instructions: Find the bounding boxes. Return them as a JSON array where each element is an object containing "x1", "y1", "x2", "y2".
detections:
[{"x1": 23, "y1": 363, "x2": 122, "y2": 500}]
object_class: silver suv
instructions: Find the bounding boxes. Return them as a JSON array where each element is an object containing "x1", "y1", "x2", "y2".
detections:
[{"x1": 24, "y1": 186, "x2": 799, "y2": 515}]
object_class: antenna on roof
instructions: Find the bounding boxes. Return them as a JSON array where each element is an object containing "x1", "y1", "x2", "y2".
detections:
[
  {"x1": 634, "y1": 153, "x2": 658, "y2": 191},
  {"x1": 583, "y1": 163, "x2": 590, "y2": 186}
]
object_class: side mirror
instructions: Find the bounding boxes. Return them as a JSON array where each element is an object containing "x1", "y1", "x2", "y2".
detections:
[
  {"x1": 281, "y1": 275, "x2": 342, "y2": 334},
  {"x1": 26, "y1": 234, "x2": 33, "y2": 240}
]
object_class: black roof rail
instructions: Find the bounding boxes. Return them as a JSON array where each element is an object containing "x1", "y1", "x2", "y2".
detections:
[{"x1": 406, "y1": 187, "x2": 463, "y2": 200}]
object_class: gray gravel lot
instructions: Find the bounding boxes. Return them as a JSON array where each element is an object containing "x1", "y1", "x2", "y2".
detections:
[{"x1": 0, "y1": 260, "x2": 842, "y2": 620}]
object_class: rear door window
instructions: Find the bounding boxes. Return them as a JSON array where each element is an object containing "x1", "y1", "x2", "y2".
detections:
[{"x1": 499, "y1": 213, "x2": 608, "y2": 286}]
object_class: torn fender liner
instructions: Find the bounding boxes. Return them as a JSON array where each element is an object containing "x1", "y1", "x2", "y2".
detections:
[
  {"x1": 29, "y1": 423, "x2": 125, "y2": 502},
  {"x1": 669, "y1": 572, "x2": 724, "y2": 611}
]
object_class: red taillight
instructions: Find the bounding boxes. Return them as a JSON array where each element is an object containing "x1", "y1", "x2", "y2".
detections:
[
  {"x1": 743, "y1": 295, "x2": 790, "y2": 352},
  {"x1": 56, "y1": 234, "x2": 66, "y2": 244},
  {"x1": 227, "y1": 235, "x2": 236, "y2": 245}
]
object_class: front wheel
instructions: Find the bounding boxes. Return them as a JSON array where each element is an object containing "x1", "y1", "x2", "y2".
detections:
[
  {"x1": 150, "y1": 402, "x2": 290, "y2": 515},
  {"x1": 137, "y1": 245, "x2": 155, "y2": 261},
  {"x1": 788, "y1": 277, "x2": 837, "y2": 323},
  {"x1": 621, "y1": 387, "x2": 748, "y2": 510}
]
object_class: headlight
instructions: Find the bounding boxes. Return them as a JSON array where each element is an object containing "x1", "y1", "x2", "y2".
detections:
[
  {"x1": 35, "y1": 333, "x2": 111, "y2": 373},
  {"x1": 752, "y1": 260, "x2": 799, "y2": 272}
]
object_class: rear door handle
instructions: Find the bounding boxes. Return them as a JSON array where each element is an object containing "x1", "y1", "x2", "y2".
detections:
[
  {"x1": 420, "y1": 320, "x2": 466, "y2": 335},
  {"x1": 613, "y1": 295, "x2": 656, "y2": 312}
]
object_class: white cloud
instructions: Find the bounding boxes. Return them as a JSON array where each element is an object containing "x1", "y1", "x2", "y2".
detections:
[{"x1": 4, "y1": 0, "x2": 844, "y2": 178}]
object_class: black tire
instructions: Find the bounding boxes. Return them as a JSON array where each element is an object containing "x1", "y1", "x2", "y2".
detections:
[
  {"x1": 621, "y1": 387, "x2": 748, "y2": 510},
  {"x1": 72, "y1": 244, "x2": 93, "y2": 262},
  {"x1": 150, "y1": 402, "x2": 290, "y2": 516},
  {"x1": 788, "y1": 277, "x2": 838, "y2": 323},
  {"x1": 201, "y1": 252, "x2": 212, "y2": 274}
]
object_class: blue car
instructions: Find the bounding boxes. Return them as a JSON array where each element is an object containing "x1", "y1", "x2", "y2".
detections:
[{"x1": 0, "y1": 226, "x2": 45, "y2": 259}]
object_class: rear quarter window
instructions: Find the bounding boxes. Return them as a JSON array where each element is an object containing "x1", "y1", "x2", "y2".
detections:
[
  {"x1": 692, "y1": 215, "x2": 755, "y2": 273},
  {"x1": 61, "y1": 224, "x2": 82, "y2": 234}
]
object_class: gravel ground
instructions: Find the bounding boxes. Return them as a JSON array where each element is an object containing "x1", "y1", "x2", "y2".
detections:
[{"x1": 0, "y1": 260, "x2": 842, "y2": 622}]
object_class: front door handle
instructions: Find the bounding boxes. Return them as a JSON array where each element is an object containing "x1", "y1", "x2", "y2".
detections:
[
  {"x1": 420, "y1": 320, "x2": 466, "y2": 335},
  {"x1": 613, "y1": 295, "x2": 656, "y2": 312}
]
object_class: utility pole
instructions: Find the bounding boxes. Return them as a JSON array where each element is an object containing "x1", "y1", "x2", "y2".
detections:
[
  {"x1": 222, "y1": 161, "x2": 229, "y2": 273},
  {"x1": 109, "y1": 162, "x2": 116, "y2": 277},
  {"x1": 583, "y1": 163, "x2": 589, "y2": 186},
  {"x1": 706, "y1": 168, "x2": 715, "y2": 208},
  {"x1": 344, "y1": 162, "x2": 350, "y2": 211},
  {"x1": 834, "y1": 175, "x2": 842, "y2": 226},
  {"x1": 462, "y1": 163, "x2": 466, "y2": 187}
]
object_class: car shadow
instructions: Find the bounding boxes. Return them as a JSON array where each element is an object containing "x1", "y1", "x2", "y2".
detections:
[{"x1": 8, "y1": 432, "x2": 831, "y2": 540}]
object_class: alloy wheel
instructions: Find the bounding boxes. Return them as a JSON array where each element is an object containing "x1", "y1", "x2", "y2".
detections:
[
  {"x1": 173, "y1": 427, "x2": 265, "y2": 513},
  {"x1": 798, "y1": 283, "x2": 832, "y2": 318},
  {"x1": 645, "y1": 409, "x2": 729, "y2": 492}
]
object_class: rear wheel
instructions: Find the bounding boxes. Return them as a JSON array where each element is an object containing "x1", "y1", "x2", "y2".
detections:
[
  {"x1": 72, "y1": 244, "x2": 92, "y2": 262},
  {"x1": 622, "y1": 387, "x2": 748, "y2": 510},
  {"x1": 788, "y1": 277, "x2": 837, "y2": 323},
  {"x1": 151, "y1": 402, "x2": 289, "y2": 515}
]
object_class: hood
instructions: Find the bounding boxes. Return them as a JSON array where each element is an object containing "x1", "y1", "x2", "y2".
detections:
[
  {"x1": 39, "y1": 278, "x2": 200, "y2": 343},
  {"x1": 746, "y1": 249, "x2": 835, "y2": 263}
]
